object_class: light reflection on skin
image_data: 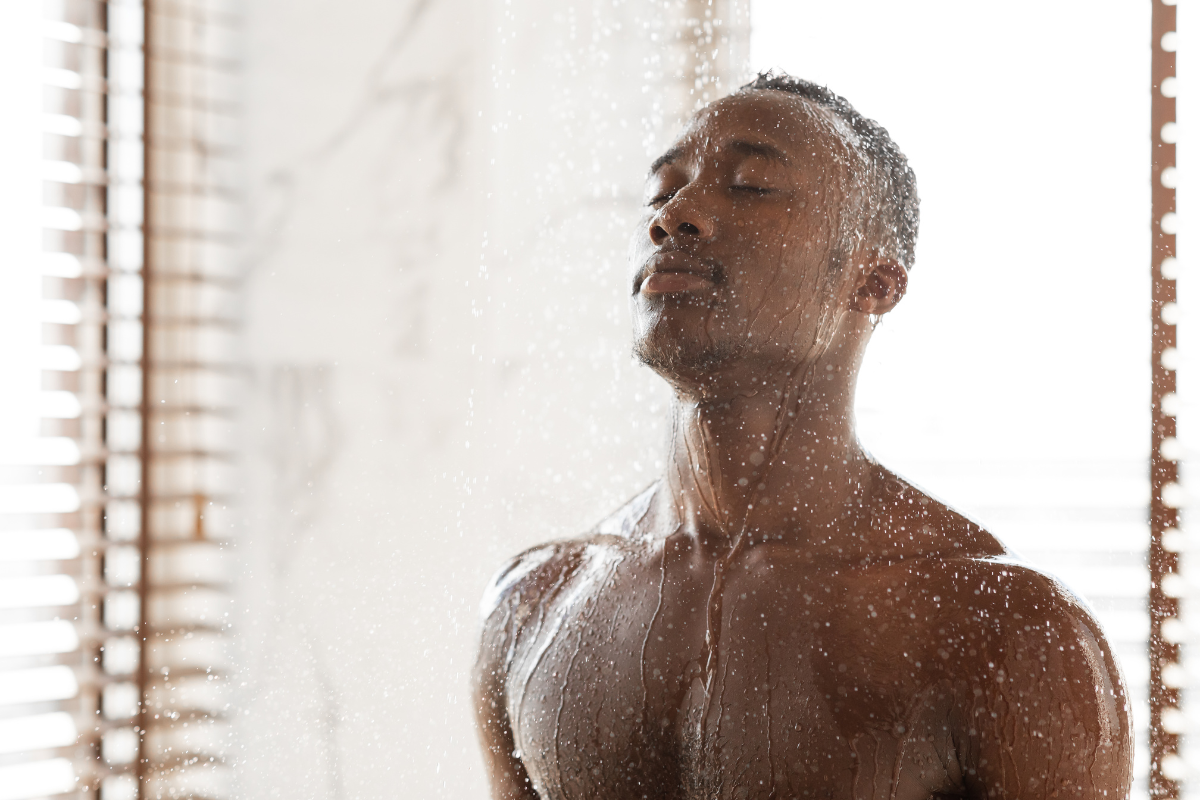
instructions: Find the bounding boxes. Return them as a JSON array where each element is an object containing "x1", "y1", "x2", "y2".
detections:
[{"x1": 473, "y1": 86, "x2": 1132, "y2": 800}]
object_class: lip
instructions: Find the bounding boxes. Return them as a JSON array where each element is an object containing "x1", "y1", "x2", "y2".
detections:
[{"x1": 633, "y1": 251, "x2": 721, "y2": 296}]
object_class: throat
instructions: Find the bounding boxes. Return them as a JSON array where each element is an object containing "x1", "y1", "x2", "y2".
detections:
[{"x1": 661, "y1": 378, "x2": 872, "y2": 546}]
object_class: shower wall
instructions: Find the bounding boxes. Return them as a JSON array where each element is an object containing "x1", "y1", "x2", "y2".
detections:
[{"x1": 233, "y1": 0, "x2": 721, "y2": 796}]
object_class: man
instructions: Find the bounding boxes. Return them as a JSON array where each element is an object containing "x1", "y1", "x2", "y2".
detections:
[{"x1": 473, "y1": 73, "x2": 1132, "y2": 800}]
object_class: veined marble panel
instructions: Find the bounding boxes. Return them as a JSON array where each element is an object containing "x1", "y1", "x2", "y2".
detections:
[{"x1": 235, "y1": 1, "x2": 696, "y2": 797}]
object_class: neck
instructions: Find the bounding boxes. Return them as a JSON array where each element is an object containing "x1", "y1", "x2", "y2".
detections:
[{"x1": 657, "y1": 355, "x2": 873, "y2": 546}]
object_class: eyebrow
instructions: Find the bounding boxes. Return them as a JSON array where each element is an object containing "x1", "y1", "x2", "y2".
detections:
[
  {"x1": 648, "y1": 146, "x2": 684, "y2": 176},
  {"x1": 647, "y1": 140, "x2": 791, "y2": 177},
  {"x1": 727, "y1": 139, "x2": 791, "y2": 165}
]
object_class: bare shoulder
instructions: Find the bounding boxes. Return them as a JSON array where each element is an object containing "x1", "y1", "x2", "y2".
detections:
[
  {"x1": 867, "y1": 466, "x2": 1012, "y2": 560},
  {"x1": 870, "y1": 466, "x2": 1130, "y2": 715},
  {"x1": 468, "y1": 486, "x2": 656, "y2": 800},
  {"x1": 477, "y1": 482, "x2": 657, "y2": 626},
  {"x1": 876, "y1": 467, "x2": 1114, "y2": 646},
  {"x1": 855, "y1": 472, "x2": 1133, "y2": 793},
  {"x1": 919, "y1": 554, "x2": 1133, "y2": 794},
  {"x1": 923, "y1": 552, "x2": 1122, "y2": 678},
  {"x1": 477, "y1": 539, "x2": 579, "y2": 625}
]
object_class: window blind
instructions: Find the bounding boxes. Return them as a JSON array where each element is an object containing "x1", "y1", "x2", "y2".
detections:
[
  {"x1": 136, "y1": 0, "x2": 239, "y2": 795},
  {"x1": 0, "y1": 1, "x2": 237, "y2": 798},
  {"x1": 0, "y1": 0, "x2": 123, "y2": 797}
]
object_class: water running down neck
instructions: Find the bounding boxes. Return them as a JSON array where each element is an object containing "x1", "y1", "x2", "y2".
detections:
[
  {"x1": 657, "y1": 351, "x2": 875, "y2": 745},
  {"x1": 662, "y1": 355, "x2": 872, "y2": 545}
]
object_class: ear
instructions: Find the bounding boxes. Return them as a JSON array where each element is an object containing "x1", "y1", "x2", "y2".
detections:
[{"x1": 850, "y1": 261, "x2": 908, "y2": 315}]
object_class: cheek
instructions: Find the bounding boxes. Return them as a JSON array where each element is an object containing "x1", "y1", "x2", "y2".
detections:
[
  {"x1": 729, "y1": 221, "x2": 823, "y2": 299},
  {"x1": 728, "y1": 226, "x2": 839, "y2": 345}
]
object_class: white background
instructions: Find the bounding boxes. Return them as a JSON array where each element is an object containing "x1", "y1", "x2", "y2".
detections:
[
  {"x1": 0, "y1": 1, "x2": 1196, "y2": 797},
  {"x1": 753, "y1": 0, "x2": 1153, "y2": 468}
]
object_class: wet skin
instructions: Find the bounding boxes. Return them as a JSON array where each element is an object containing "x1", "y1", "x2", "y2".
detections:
[{"x1": 473, "y1": 91, "x2": 1132, "y2": 800}]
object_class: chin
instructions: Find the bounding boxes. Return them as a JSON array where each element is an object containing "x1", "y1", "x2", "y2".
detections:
[{"x1": 633, "y1": 328, "x2": 742, "y2": 384}]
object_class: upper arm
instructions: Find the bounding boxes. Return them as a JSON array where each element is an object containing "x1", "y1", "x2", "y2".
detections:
[
  {"x1": 960, "y1": 570, "x2": 1133, "y2": 799},
  {"x1": 473, "y1": 620, "x2": 538, "y2": 800},
  {"x1": 471, "y1": 549, "x2": 557, "y2": 800}
]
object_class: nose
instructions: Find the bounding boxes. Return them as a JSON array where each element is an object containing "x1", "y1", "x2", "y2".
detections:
[{"x1": 648, "y1": 189, "x2": 715, "y2": 245}]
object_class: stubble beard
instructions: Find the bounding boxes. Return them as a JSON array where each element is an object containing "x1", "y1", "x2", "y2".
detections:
[{"x1": 633, "y1": 328, "x2": 744, "y2": 382}]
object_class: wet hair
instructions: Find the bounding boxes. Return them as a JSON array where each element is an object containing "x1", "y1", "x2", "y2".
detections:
[{"x1": 738, "y1": 71, "x2": 920, "y2": 270}]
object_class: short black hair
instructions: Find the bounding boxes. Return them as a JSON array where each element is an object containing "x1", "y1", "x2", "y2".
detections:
[{"x1": 738, "y1": 71, "x2": 920, "y2": 270}]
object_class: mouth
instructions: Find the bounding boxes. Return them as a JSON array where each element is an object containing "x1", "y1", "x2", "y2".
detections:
[{"x1": 633, "y1": 251, "x2": 722, "y2": 296}]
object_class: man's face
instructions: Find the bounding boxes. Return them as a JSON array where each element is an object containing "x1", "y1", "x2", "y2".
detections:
[{"x1": 630, "y1": 90, "x2": 864, "y2": 384}]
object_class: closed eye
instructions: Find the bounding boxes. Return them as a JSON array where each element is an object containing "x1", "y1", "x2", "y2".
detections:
[
  {"x1": 648, "y1": 191, "x2": 677, "y2": 207},
  {"x1": 731, "y1": 186, "x2": 771, "y2": 195}
]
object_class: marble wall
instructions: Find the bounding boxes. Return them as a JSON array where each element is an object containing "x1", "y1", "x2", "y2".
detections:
[{"x1": 232, "y1": 1, "x2": 732, "y2": 796}]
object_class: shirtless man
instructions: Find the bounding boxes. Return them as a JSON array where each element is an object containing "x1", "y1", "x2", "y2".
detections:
[{"x1": 473, "y1": 73, "x2": 1132, "y2": 800}]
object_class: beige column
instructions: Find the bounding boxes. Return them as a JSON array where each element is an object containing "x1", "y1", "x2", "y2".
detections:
[
  {"x1": 662, "y1": 0, "x2": 752, "y2": 130},
  {"x1": 138, "y1": 0, "x2": 238, "y2": 796}
]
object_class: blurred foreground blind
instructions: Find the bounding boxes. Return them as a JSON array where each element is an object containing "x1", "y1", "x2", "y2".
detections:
[
  {"x1": 0, "y1": 1, "x2": 238, "y2": 798},
  {"x1": 0, "y1": 1, "x2": 121, "y2": 796},
  {"x1": 137, "y1": 0, "x2": 240, "y2": 794}
]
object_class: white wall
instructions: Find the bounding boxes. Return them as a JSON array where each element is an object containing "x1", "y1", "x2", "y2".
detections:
[{"x1": 234, "y1": 1, "x2": 677, "y2": 796}]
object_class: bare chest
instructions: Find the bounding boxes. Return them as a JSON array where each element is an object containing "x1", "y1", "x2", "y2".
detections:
[{"x1": 503, "y1": 547, "x2": 959, "y2": 800}]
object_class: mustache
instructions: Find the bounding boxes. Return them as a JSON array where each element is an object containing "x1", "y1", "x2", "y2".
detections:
[{"x1": 632, "y1": 249, "x2": 727, "y2": 294}]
